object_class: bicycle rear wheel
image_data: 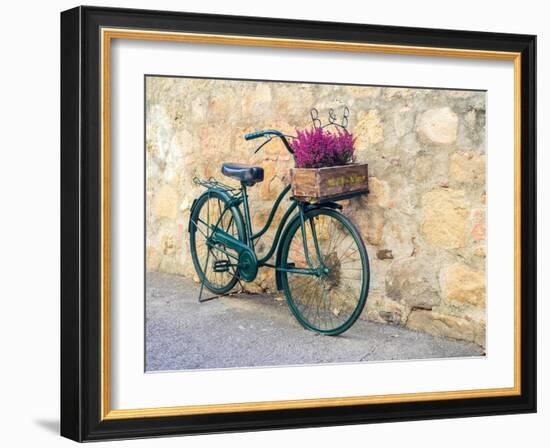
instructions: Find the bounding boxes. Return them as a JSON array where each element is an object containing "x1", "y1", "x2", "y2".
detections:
[
  {"x1": 279, "y1": 208, "x2": 369, "y2": 335},
  {"x1": 189, "y1": 190, "x2": 245, "y2": 294}
]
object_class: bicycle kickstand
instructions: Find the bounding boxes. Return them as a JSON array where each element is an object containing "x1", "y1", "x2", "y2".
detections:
[{"x1": 198, "y1": 275, "x2": 245, "y2": 303}]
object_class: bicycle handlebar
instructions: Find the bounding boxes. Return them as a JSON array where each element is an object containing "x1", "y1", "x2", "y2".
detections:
[
  {"x1": 244, "y1": 130, "x2": 270, "y2": 140},
  {"x1": 244, "y1": 129, "x2": 294, "y2": 154}
]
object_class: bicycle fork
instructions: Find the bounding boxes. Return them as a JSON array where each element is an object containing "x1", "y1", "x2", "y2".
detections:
[{"x1": 298, "y1": 205, "x2": 327, "y2": 276}]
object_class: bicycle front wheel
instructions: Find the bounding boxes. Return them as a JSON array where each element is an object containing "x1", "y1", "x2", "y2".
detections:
[{"x1": 280, "y1": 208, "x2": 369, "y2": 335}]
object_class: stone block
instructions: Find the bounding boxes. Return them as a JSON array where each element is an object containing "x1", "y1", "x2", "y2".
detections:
[
  {"x1": 154, "y1": 184, "x2": 178, "y2": 220},
  {"x1": 355, "y1": 109, "x2": 384, "y2": 152},
  {"x1": 367, "y1": 177, "x2": 390, "y2": 208},
  {"x1": 406, "y1": 310, "x2": 475, "y2": 342},
  {"x1": 378, "y1": 297, "x2": 411, "y2": 325},
  {"x1": 449, "y1": 152, "x2": 485, "y2": 184},
  {"x1": 385, "y1": 256, "x2": 440, "y2": 309},
  {"x1": 417, "y1": 107, "x2": 458, "y2": 144},
  {"x1": 442, "y1": 263, "x2": 486, "y2": 307},
  {"x1": 422, "y1": 188, "x2": 468, "y2": 249}
]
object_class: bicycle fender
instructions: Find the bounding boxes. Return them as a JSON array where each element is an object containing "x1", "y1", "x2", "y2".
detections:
[
  {"x1": 187, "y1": 198, "x2": 198, "y2": 232},
  {"x1": 306, "y1": 201, "x2": 343, "y2": 211},
  {"x1": 187, "y1": 188, "x2": 245, "y2": 237}
]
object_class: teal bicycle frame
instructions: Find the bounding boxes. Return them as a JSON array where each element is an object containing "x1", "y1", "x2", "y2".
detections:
[{"x1": 205, "y1": 182, "x2": 329, "y2": 280}]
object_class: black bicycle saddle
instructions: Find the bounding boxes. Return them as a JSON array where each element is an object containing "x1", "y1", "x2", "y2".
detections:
[{"x1": 221, "y1": 163, "x2": 264, "y2": 186}]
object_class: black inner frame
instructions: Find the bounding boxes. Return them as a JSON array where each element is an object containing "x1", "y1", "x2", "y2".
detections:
[{"x1": 61, "y1": 6, "x2": 536, "y2": 442}]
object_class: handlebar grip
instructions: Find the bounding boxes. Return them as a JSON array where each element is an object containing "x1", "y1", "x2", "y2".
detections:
[{"x1": 244, "y1": 130, "x2": 265, "y2": 140}]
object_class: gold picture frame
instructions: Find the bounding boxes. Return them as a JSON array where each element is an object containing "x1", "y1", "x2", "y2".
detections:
[{"x1": 61, "y1": 6, "x2": 536, "y2": 441}]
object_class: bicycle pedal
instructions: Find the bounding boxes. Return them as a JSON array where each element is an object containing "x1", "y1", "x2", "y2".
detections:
[{"x1": 213, "y1": 260, "x2": 231, "y2": 272}]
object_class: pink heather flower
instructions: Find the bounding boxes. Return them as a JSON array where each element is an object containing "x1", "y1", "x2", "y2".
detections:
[{"x1": 290, "y1": 127, "x2": 356, "y2": 169}]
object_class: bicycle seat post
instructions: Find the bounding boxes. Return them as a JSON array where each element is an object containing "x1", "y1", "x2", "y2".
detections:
[{"x1": 240, "y1": 181, "x2": 254, "y2": 248}]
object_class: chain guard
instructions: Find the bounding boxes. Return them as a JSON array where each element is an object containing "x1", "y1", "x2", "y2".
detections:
[{"x1": 237, "y1": 249, "x2": 258, "y2": 282}]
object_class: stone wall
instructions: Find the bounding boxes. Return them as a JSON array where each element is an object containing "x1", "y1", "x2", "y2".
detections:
[{"x1": 145, "y1": 76, "x2": 487, "y2": 347}]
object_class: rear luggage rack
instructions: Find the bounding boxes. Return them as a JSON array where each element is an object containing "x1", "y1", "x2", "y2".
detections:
[{"x1": 193, "y1": 176, "x2": 238, "y2": 192}]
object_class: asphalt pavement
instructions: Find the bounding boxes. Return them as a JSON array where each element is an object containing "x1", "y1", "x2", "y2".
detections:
[{"x1": 145, "y1": 272, "x2": 484, "y2": 371}]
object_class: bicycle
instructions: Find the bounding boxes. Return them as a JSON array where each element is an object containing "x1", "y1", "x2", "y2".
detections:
[{"x1": 188, "y1": 129, "x2": 370, "y2": 335}]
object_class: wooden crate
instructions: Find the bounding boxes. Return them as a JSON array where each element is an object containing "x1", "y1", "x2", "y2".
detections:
[{"x1": 289, "y1": 163, "x2": 369, "y2": 203}]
